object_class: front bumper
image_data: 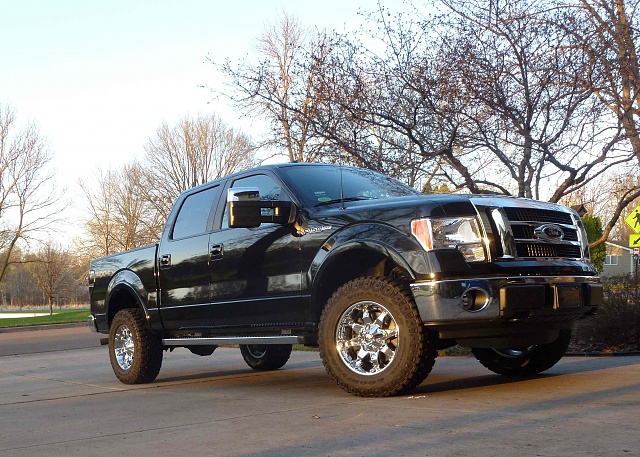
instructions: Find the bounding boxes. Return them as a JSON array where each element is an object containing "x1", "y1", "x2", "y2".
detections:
[
  {"x1": 411, "y1": 276, "x2": 602, "y2": 346},
  {"x1": 87, "y1": 314, "x2": 98, "y2": 333}
]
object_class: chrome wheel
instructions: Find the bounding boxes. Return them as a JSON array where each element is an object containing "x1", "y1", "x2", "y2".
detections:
[
  {"x1": 113, "y1": 324, "x2": 135, "y2": 371},
  {"x1": 320, "y1": 277, "x2": 437, "y2": 396},
  {"x1": 493, "y1": 347, "x2": 535, "y2": 358},
  {"x1": 472, "y1": 329, "x2": 572, "y2": 376},
  {"x1": 240, "y1": 344, "x2": 292, "y2": 370},
  {"x1": 336, "y1": 301, "x2": 398, "y2": 375},
  {"x1": 245, "y1": 345, "x2": 267, "y2": 359}
]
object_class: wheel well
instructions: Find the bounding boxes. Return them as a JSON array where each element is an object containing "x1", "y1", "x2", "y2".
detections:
[
  {"x1": 107, "y1": 288, "x2": 142, "y2": 328},
  {"x1": 313, "y1": 248, "x2": 410, "y2": 322}
]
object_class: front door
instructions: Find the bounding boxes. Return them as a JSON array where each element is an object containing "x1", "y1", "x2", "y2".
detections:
[{"x1": 208, "y1": 173, "x2": 304, "y2": 328}]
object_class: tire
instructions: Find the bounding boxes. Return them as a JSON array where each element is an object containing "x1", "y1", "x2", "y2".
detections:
[
  {"x1": 109, "y1": 308, "x2": 163, "y2": 384},
  {"x1": 240, "y1": 344, "x2": 292, "y2": 370},
  {"x1": 472, "y1": 329, "x2": 572, "y2": 376},
  {"x1": 318, "y1": 276, "x2": 437, "y2": 397}
]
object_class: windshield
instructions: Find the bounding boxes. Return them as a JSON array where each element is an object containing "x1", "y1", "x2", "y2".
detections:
[{"x1": 280, "y1": 165, "x2": 419, "y2": 207}]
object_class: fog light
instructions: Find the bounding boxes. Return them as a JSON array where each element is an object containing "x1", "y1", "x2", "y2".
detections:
[{"x1": 460, "y1": 287, "x2": 490, "y2": 312}]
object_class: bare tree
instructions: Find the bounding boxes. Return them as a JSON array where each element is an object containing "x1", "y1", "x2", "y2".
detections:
[
  {"x1": 141, "y1": 113, "x2": 257, "y2": 223},
  {"x1": 80, "y1": 113, "x2": 256, "y2": 257},
  {"x1": 368, "y1": 0, "x2": 633, "y2": 202},
  {"x1": 0, "y1": 248, "x2": 37, "y2": 309},
  {"x1": 79, "y1": 169, "x2": 117, "y2": 257},
  {"x1": 543, "y1": 0, "x2": 640, "y2": 244},
  {"x1": 0, "y1": 103, "x2": 61, "y2": 283},
  {"x1": 218, "y1": 13, "x2": 334, "y2": 162},
  {"x1": 27, "y1": 243, "x2": 74, "y2": 315},
  {"x1": 309, "y1": 10, "x2": 461, "y2": 186},
  {"x1": 554, "y1": 0, "x2": 640, "y2": 161},
  {"x1": 79, "y1": 163, "x2": 162, "y2": 258}
]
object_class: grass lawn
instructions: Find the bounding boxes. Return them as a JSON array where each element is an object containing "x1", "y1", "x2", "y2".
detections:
[{"x1": 0, "y1": 309, "x2": 90, "y2": 329}]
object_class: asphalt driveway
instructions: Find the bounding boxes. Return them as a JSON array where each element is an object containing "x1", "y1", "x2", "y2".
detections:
[{"x1": 1, "y1": 326, "x2": 639, "y2": 457}]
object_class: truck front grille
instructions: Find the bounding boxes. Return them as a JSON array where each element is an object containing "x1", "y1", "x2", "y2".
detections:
[
  {"x1": 516, "y1": 243, "x2": 582, "y2": 258},
  {"x1": 510, "y1": 224, "x2": 579, "y2": 242},
  {"x1": 476, "y1": 201, "x2": 586, "y2": 261},
  {"x1": 503, "y1": 207, "x2": 573, "y2": 225}
]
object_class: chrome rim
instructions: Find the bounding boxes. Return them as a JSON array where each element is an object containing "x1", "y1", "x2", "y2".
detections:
[
  {"x1": 114, "y1": 324, "x2": 135, "y2": 371},
  {"x1": 494, "y1": 347, "x2": 535, "y2": 358},
  {"x1": 335, "y1": 301, "x2": 398, "y2": 376},
  {"x1": 246, "y1": 345, "x2": 267, "y2": 359}
]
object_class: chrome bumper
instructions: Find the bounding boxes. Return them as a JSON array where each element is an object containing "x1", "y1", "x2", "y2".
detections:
[
  {"x1": 87, "y1": 314, "x2": 98, "y2": 333},
  {"x1": 411, "y1": 276, "x2": 601, "y2": 323}
]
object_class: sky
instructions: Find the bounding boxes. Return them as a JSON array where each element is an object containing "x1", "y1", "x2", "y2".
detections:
[{"x1": 0, "y1": 0, "x2": 390, "y2": 243}]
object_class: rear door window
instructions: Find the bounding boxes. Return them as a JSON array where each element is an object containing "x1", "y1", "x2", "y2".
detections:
[{"x1": 172, "y1": 186, "x2": 218, "y2": 239}]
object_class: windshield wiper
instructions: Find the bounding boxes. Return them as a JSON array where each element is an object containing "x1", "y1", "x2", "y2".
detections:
[{"x1": 314, "y1": 197, "x2": 373, "y2": 207}]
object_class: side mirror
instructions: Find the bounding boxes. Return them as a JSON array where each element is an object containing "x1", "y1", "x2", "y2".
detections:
[{"x1": 227, "y1": 188, "x2": 297, "y2": 228}]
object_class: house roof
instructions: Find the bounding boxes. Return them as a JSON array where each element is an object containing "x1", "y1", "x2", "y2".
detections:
[
  {"x1": 571, "y1": 204, "x2": 588, "y2": 216},
  {"x1": 606, "y1": 240, "x2": 633, "y2": 252}
]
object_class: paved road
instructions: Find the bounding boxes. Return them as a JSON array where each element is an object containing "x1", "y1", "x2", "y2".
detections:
[
  {"x1": 0, "y1": 324, "x2": 103, "y2": 356},
  {"x1": 1, "y1": 326, "x2": 639, "y2": 457}
]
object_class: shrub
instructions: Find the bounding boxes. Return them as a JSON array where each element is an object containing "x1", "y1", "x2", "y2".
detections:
[{"x1": 570, "y1": 276, "x2": 640, "y2": 353}]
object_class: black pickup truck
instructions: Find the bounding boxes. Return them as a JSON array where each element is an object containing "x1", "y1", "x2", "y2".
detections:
[{"x1": 88, "y1": 162, "x2": 601, "y2": 396}]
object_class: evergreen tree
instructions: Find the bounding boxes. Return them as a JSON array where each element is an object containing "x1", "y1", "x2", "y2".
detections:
[{"x1": 582, "y1": 214, "x2": 605, "y2": 271}]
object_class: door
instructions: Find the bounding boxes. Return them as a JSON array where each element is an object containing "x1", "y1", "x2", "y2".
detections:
[
  {"x1": 157, "y1": 185, "x2": 220, "y2": 330},
  {"x1": 208, "y1": 173, "x2": 304, "y2": 328}
]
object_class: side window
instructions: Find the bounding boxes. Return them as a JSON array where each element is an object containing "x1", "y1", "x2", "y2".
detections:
[
  {"x1": 172, "y1": 186, "x2": 218, "y2": 240},
  {"x1": 222, "y1": 174, "x2": 288, "y2": 228}
]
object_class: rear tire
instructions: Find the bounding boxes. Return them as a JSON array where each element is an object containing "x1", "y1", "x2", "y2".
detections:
[
  {"x1": 472, "y1": 329, "x2": 572, "y2": 376},
  {"x1": 240, "y1": 344, "x2": 292, "y2": 370},
  {"x1": 109, "y1": 308, "x2": 163, "y2": 384},
  {"x1": 319, "y1": 276, "x2": 437, "y2": 397}
]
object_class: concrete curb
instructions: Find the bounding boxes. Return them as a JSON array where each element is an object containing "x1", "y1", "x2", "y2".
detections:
[
  {"x1": 0, "y1": 322, "x2": 86, "y2": 333},
  {"x1": 566, "y1": 351, "x2": 640, "y2": 357}
]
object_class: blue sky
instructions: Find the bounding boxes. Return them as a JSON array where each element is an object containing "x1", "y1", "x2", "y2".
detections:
[{"x1": 1, "y1": 0, "x2": 387, "y2": 189}]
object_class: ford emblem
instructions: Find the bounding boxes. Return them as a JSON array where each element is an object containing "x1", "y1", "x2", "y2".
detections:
[{"x1": 534, "y1": 224, "x2": 564, "y2": 241}]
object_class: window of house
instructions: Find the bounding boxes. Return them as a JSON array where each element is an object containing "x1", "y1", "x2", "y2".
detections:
[{"x1": 604, "y1": 254, "x2": 619, "y2": 266}]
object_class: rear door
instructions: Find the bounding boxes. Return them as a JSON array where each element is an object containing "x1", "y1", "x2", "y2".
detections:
[{"x1": 157, "y1": 184, "x2": 221, "y2": 330}]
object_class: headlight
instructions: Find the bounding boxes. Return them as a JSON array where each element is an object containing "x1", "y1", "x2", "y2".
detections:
[{"x1": 411, "y1": 217, "x2": 486, "y2": 262}]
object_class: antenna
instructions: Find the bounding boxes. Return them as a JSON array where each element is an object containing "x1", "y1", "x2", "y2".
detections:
[{"x1": 339, "y1": 164, "x2": 346, "y2": 210}]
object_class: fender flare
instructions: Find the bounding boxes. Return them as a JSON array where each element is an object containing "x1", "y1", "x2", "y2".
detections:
[
  {"x1": 105, "y1": 269, "x2": 152, "y2": 324},
  {"x1": 308, "y1": 236, "x2": 416, "y2": 311}
]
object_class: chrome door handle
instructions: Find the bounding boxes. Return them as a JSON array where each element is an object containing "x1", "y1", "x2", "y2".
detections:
[
  {"x1": 160, "y1": 254, "x2": 171, "y2": 268},
  {"x1": 210, "y1": 244, "x2": 223, "y2": 260}
]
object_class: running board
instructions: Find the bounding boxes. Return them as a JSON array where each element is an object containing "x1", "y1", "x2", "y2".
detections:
[{"x1": 162, "y1": 335, "x2": 300, "y2": 346}]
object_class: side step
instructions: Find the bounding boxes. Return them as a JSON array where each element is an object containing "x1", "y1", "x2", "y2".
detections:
[{"x1": 162, "y1": 335, "x2": 300, "y2": 346}]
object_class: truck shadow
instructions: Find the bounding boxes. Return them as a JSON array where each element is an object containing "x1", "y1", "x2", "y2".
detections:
[
  {"x1": 154, "y1": 358, "x2": 322, "y2": 384},
  {"x1": 413, "y1": 355, "x2": 640, "y2": 395},
  {"x1": 151, "y1": 354, "x2": 640, "y2": 394}
]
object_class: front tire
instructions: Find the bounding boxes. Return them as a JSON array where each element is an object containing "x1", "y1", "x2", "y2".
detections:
[
  {"x1": 240, "y1": 344, "x2": 292, "y2": 370},
  {"x1": 472, "y1": 329, "x2": 572, "y2": 376},
  {"x1": 109, "y1": 308, "x2": 163, "y2": 384},
  {"x1": 319, "y1": 277, "x2": 437, "y2": 397}
]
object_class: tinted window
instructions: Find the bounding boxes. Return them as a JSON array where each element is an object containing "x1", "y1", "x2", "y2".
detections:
[
  {"x1": 172, "y1": 186, "x2": 218, "y2": 239},
  {"x1": 281, "y1": 165, "x2": 419, "y2": 207},
  {"x1": 233, "y1": 174, "x2": 284, "y2": 202}
]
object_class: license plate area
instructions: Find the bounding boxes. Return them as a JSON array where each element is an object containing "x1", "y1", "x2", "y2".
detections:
[{"x1": 554, "y1": 285, "x2": 583, "y2": 309}]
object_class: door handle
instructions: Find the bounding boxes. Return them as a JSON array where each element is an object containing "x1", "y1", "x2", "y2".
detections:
[
  {"x1": 210, "y1": 244, "x2": 224, "y2": 260},
  {"x1": 160, "y1": 254, "x2": 171, "y2": 269}
]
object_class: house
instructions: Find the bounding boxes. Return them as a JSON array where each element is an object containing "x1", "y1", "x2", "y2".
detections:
[{"x1": 601, "y1": 241, "x2": 637, "y2": 278}]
